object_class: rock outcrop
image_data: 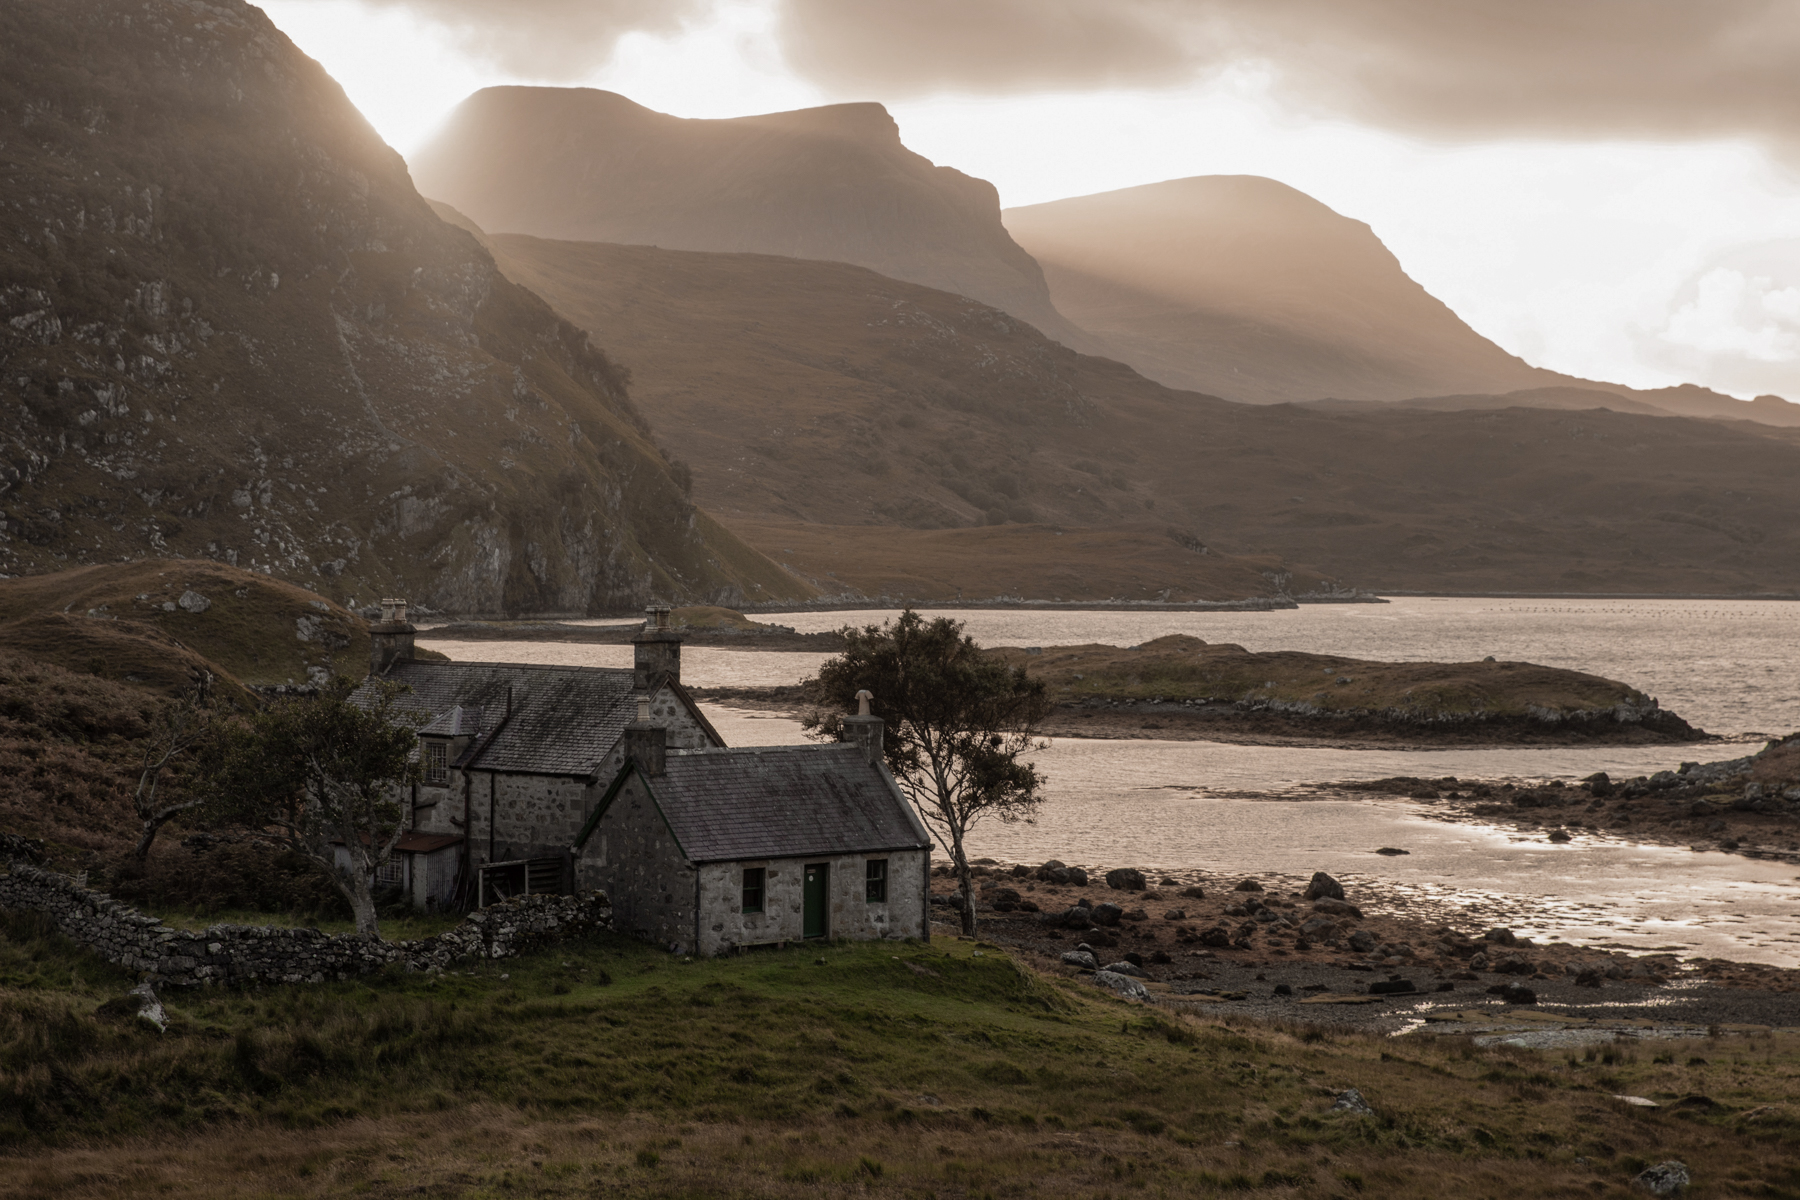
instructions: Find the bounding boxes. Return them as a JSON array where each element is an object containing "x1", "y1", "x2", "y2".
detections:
[{"x1": 0, "y1": 0, "x2": 800, "y2": 613}]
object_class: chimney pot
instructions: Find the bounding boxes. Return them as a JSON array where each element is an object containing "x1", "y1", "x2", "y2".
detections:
[
  {"x1": 370, "y1": 596, "x2": 416, "y2": 675},
  {"x1": 841, "y1": 689, "x2": 884, "y2": 766},
  {"x1": 624, "y1": 697, "x2": 666, "y2": 776}
]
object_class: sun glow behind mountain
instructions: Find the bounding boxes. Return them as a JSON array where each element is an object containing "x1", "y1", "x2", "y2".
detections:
[{"x1": 262, "y1": 0, "x2": 1800, "y2": 401}]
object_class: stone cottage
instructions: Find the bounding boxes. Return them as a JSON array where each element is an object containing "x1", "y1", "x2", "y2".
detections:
[
  {"x1": 570, "y1": 694, "x2": 932, "y2": 954},
  {"x1": 352, "y1": 600, "x2": 723, "y2": 908}
]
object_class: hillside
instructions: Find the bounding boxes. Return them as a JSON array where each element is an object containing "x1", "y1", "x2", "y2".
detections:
[
  {"x1": 1004, "y1": 176, "x2": 1556, "y2": 405},
  {"x1": 1005, "y1": 177, "x2": 1800, "y2": 427},
  {"x1": 0, "y1": 560, "x2": 372, "y2": 692},
  {"x1": 0, "y1": 0, "x2": 804, "y2": 615},
  {"x1": 484, "y1": 233, "x2": 1800, "y2": 597},
  {"x1": 409, "y1": 87, "x2": 1092, "y2": 350}
]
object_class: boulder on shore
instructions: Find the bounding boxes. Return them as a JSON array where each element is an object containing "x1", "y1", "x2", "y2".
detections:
[
  {"x1": 1105, "y1": 867, "x2": 1147, "y2": 891},
  {"x1": 1303, "y1": 872, "x2": 1345, "y2": 901}
]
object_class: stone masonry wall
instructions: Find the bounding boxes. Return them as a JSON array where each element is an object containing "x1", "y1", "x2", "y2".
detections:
[
  {"x1": 573, "y1": 772, "x2": 698, "y2": 952},
  {"x1": 695, "y1": 849, "x2": 931, "y2": 956},
  {"x1": 0, "y1": 862, "x2": 612, "y2": 988}
]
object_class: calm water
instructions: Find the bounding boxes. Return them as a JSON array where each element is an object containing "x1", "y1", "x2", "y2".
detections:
[{"x1": 422, "y1": 599, "x2": 1800, "y2": 965}]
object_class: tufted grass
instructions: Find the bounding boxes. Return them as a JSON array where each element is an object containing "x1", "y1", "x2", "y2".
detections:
[{"x1": 1, "y1": 910, "x2": 1798, "y2": 1197}]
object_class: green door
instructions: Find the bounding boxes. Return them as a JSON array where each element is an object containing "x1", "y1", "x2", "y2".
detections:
[{"x1": 803, "y1": 863, "x2": 829, "y2": 939}]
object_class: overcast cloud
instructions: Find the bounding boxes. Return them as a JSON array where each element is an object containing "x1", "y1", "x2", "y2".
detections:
[
  {"x1": 348, "y1": 0, "x2": 710, "y2": 78},
  {"x1": 779, "y1": 0, "x2": 1800, "y2": 150},
  {"x1": 346, "y1": 1, "x2": 1800, "y2": 153}
]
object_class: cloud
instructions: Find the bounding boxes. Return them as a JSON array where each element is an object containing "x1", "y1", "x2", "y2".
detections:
[
  {"x1": 776, "y1": 0, "x2": 1800, "y2": 152},
  {"x1": 344, "y1": 0, "x2": 713, "y2": 79},
  {"x1": 1642, "y1": 242, "x2": 1800, "y2": 397}
]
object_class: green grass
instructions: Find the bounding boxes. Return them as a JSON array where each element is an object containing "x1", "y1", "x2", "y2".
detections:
[{"x1": 2, "y1": 909, "x2": 1799, "y2": 1197}]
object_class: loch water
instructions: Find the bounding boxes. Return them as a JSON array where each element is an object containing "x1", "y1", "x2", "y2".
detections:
[{"x1": 423, "y1": 598, "x2": 1800, "y2": 966}]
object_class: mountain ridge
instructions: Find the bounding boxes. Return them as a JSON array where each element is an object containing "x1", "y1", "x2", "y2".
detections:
[
  {"x1": 409, "y1": 86, "x2": 1095, "y2": 352},
  {"x1": 480, "y1": 230, "x2": 1800, "y2": 598},
  {"x1": 0, "y1": 0, "x2": 805, "y2": 614},
  {"x1": 1006, "y1": 175, "x2": 1800, "y2": 426}
]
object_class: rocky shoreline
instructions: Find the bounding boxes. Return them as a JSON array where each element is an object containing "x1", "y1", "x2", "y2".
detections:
[
  {"x1": 936, "y1": 860, "x2": 1800, "y2": 1036},
  {"x1": 1311, "y1": 735, "x2": 1800, "y2": 864},
  {"x1": 421, "y1": 621, "x2": 846, "y2": 652},
  {"x1": 691, "y1": 687, "x2": 1709, "y2": 748}
]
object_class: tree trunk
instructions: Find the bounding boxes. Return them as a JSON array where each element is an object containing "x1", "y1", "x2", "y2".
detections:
[
  {"x1": 953, "y1": 838, "x2": 977, "y2": 937},
  {"x1": 132, "y1": 817, "x2": 164, "y2": 862},
  {"x1": 346, "y1": 875, "x2": 381, "y2": 938}
]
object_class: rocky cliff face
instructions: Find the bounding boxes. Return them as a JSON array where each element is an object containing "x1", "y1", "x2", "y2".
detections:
[
  {"x1": 410, "y1": 88, "x2": 1093, "y2": 351},
  {"x1": 0, "y1": 0, "x2": 802, "y2": 614}
]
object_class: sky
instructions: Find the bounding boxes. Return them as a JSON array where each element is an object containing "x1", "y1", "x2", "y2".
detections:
[{"x1": 261, "y1": 0, "x2": 1800, "y2": 399}]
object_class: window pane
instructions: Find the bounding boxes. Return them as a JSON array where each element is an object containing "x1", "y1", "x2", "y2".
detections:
[
  {"x1": 742, "y1": 867, "x2": 764, "y2": 913},
  {"x1": 424, "y1": 740, "x2": 448, "y2": 785},
  {"x1": 865, "y1": 858, "x2": 887, "y2": 903}
]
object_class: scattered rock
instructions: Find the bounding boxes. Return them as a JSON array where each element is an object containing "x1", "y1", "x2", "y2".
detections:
[
  {"x1": 1272, "y1": 983, "x2": 1292, "y2": 996},
  {"x1": 1494, "y1": 955, "x2": 1532, "y2": 976},
  {"x1": 1330, "y1": 1089, "x2": 1375, "y2": 1115},
  {"x1": 1348, "y1": 930, "x2": 1377, "y2": 953},
  {"x1": 1090, "y1": 970, "x2": 1149, "y2": 1000},
  {"x1": 1163, "y1": 909, "x2": 1187, "y2": 921},
  {"x1": 1374, "y1": 847, "x2": 1410, "y2": 856},
  {"x1": 1547, "y1": 828, "x2": 1572, "y2": 843},
  {"x1": 1488, "y1": 983, "x2": 1538, "y2": 1004},
  {"x1": 1633, "y1": 1161, "x2": 1690, "y2": 1196},
  {"x1": 1090, "y1": 902, "x2": 1123, "y2": 927},
  {"x1": 1198, "y1": 925, "x2": 1232, "y2": 947},
  {"x1": 1104, "y1": 867, "x2": 1147, "y2": 891},
  {"x1": 1584, "y1": 771, "x2": 1614, "y2": 796},
  {"x1": 1052, "y1": 905, "x2": 1093, "y2": 931},
  {"x1": 1233, "y1": 878, "x2": 1264, "y2": 892},
  {"x1": 1059, "y1": 950, "x2": 1099, "y2": 971},
  {"x1": 1312, "y1": 897, "x2": 1364, "y2": 919},
  {"x1": 1124, "y1": 908, "x2": 1149, "y2": 922},
  {"x1": 1302, "y1": 872, "x2": 1345, "y2": 902},
  {"x1": 1065, "y1": 867, "x2": 1090, "y2": 887},
  {"x1": 175, "y1": 589, "x2": 210, "y2": 614},
  {"x1": 1179, "y1": 885, "x2": 1207, "y2": 900},
  {"x1": 129, "y1": 981, "x2": 167, "y2": 1032},
  {"x1": 1299, "y1": 917, "x2": 1339, "y2": 939},
  {"x1": 1483, "y1": 927, "x2": 1518, "y2": 946},
  {"x1": 1102, "y1": 960, "x2": 1147, "y2": 977},
  {"x1": 1368, "y1": 979, "x2": 1415, "y2": 995}
]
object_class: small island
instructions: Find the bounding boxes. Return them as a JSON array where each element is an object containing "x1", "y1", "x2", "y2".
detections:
[{"x1": 988, "y1": 635, "x2": 1704, "y2": 746}]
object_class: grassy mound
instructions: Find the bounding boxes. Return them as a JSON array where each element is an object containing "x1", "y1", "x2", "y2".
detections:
[
  {"x1": 0, "y1": 561, "x2": 369, "y2": 692},
  {"x1": 1, "y1": 917, "x2": 1797, "y2": 1197},
  {"x1": 995, "y1": 635, "x2": 1678, "y2": 724}
]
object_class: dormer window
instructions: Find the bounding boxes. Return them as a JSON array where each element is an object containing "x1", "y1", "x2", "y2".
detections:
[{"x1": 423, "y1": 739, "x2": 449, "y2": 786}]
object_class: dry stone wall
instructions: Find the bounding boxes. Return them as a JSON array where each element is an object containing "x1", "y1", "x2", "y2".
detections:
[{"x1": 0, "y1": 862, "x2": 611, "y2": 987}]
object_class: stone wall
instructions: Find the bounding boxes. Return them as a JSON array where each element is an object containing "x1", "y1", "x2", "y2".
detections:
[
  {"x1": 573, "y1": 772, "x2": 699, "y2": 952},
  {"x1": 0, "y1": 862, "x2": 612, "y2": 988},
  {"x1": 695, "y1": 849, "x2": 930, "y2": 956}
]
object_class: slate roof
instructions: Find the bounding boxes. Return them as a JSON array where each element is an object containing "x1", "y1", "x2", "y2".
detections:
[
  {"x1": 420, "y1": 705, "x2": 486, "y2": 737},
  {"x1": 352, "y1": 660, "x2": 717, "y2": 777},
  {"x1": 618, "y1": 745, "x2": 932, "y2": 863}
]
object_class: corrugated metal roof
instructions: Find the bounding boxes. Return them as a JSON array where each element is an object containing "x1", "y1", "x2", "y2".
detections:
[{"x1": 645, "y1": 745, "x2": 931, "y2": 863}]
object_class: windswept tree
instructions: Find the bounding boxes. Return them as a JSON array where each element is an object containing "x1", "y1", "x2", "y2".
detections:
[
  {"x1": 130, "y1": 671, "x2": 216, "y2": 861},
  {"x1": 197, "y1": 677, "x2": 421, "y2": 937},
  {"x1": 805, "y1": 610, "x2": 1051, "y2": 936}
]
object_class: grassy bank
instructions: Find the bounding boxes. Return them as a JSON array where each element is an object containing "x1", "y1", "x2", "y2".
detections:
[
  {"x1": 992, "y1": 635, "x2": 1703, "y2": 742},
  {"x1": 2, "y1": 912, "x2": 1798, "y2": 1198}
]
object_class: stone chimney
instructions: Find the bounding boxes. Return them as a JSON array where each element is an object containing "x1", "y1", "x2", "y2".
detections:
[
  {"x1": 631, "y1": 603, "x2": 682, "y2": 689},
  {"x1": 369, "y1": 597, "x2": 416, "y2": 675},
  {"x1": 840, "y1": 688, "x2": 885, "y2": 766},
  {"x1": 623, "y1": 695, "x2": 666, "y2": 776}
]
